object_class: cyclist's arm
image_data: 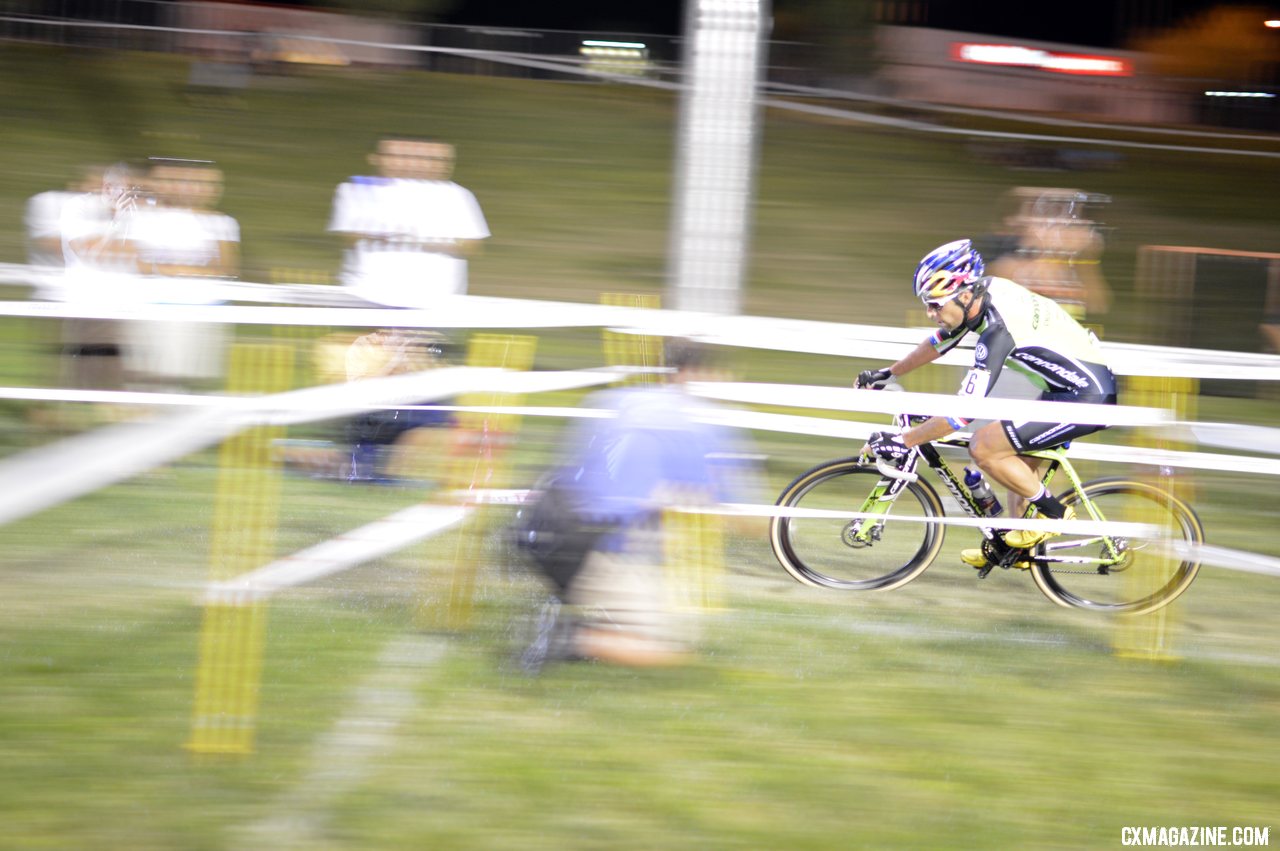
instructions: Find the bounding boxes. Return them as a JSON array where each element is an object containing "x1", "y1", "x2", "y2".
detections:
[
  {"x1": 903, "y1": 327, "x2": 1016, "y2": 447},
  {"x1": 901, "y1": 415, "x2": 958, "y2": 448},
  {"x1": 885, "y1": 337, "x2": 943, "y2": 379}
]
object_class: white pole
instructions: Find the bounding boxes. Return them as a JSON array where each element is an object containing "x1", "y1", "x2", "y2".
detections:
[{"x1": 666, "y1": 0, "x2": 770, "y2": 315}]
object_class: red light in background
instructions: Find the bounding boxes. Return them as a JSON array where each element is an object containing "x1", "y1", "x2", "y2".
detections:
[{"x1": 953, "y1": 42, "x2": 1132, "y2": 77}]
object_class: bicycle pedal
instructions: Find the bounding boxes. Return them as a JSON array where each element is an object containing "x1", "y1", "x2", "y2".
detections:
[{"x1": 976, "y1": 565, "x2": 994, "y2": 579}]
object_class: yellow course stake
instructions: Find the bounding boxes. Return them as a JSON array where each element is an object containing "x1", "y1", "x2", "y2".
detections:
[
  {"x1": 422, "y1": 333, "x2": 537, "y2": 631},
  {"x1": 663, "y1": 502, "x2": 726, "y2": 614},
  {"x1": 188, "y1": 343, "x2": 292, "y2": 756},
  {"x1": 1112, "y1": 374, "x2": 1198, "y2": 661},
  {"x1": 602, "y1": 293, "x2": 663, "y2": 385}
]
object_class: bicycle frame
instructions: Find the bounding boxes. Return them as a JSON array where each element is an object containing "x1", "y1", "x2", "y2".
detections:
[
  {"x1": 772, "y1": 415, "x2": 1202, "y2": 613},
  {"x1": 857, "y1": 416, "x2": 1127, "y2": 572}
]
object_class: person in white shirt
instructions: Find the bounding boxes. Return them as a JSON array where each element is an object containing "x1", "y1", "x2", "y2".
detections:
[
  {"x1": 25, "y1": 173, "x2": 98, "y2": 269},
  {"x1": 57, "y1": 163, "x2": 141, "y2": 392},
  {"x1": 127, "y1": 160, "x2": 239, "y2": 385},
  {"x1": 328, "y1": 137, "x2": 490, "y2": 308}
]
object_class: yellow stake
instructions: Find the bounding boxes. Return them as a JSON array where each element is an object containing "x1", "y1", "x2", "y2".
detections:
[{"x1": 188, "y1": 343, "x2": 292, "y2": 755}]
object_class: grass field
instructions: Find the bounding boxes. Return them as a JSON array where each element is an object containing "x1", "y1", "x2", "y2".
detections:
[
  {"x1": 1, "y1": 44, "x2": 1279, "y2": 849},
  {"x1": 4, "y1": 460, "x2": 1279, "y2": 849}
]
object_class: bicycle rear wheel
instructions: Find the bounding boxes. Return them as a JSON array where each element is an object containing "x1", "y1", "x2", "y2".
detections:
[
  {"x1": 1030, "y1": 477, "x2": 1204, "y2": 615},
  {"x1": 769, "y1": 458, "x2": 946, "y2": 591}
]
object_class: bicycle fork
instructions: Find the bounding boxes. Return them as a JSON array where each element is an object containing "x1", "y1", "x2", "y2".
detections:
[{"x1": 846, "y1": 453, "x2": 921, "y2": 546}]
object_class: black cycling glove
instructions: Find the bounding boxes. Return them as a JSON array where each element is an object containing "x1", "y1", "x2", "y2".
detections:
[
  {"x1": 867, "y1": 431, "x2": 910, "y2": 464},
  {"x1": 856, "y1": 368, "x2": 893, "y2": 390}
]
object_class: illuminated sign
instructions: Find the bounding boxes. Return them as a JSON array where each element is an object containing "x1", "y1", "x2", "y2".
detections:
[
  {"x1": 953, "y1": 42, "x2": 1132, "y2": 76},
  {"x1": 1204, "y1": 90, "x2": 1276, "y2": 98},
  {"x1": 580, "y1": 40, "x2": 650, "y2": 77}
]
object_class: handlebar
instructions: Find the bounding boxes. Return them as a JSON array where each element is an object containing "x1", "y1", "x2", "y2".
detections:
[{"x1": 874, "y1": 455, "x2": 918, "y2": 482}]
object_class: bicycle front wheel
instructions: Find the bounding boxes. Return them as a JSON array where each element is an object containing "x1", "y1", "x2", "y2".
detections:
[
  {"x1": 1030, "y1": 477, "x2": 1204, "y2": 615},
  {"x1": 769, "y1": 458, "x2": 946, "y2": 591}
]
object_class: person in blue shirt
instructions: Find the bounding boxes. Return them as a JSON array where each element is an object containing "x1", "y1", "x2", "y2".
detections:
[{"x1": 519, "y1": 339, "x2": 757, "y2": 670}]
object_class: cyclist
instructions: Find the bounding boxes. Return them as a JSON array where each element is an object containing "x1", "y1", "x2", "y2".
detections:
[{"x1": 856, "y1": 238, "x2": 1118, "y2": 569}]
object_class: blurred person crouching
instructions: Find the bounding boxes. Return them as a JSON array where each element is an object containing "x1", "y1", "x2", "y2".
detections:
[
  {"x1": 516, "y1": 339, "x2": 760, "y2": 672},
  {"x1": 275, "y1": 328, "x2": 454, "y2": 483},
  {"x1": 126, "y1": 159, "x2": 239, "y2": 389},
  {"x1": 344, "y1": 327, "x2": 454, "y2": 483}
]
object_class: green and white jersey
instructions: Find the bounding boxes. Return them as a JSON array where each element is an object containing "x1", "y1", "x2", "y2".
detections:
[{"x1": 931, "y1": 277, "x2": 1115, "y2": 401}]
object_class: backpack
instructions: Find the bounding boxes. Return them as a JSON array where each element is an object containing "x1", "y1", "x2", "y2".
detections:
[{"x1": 512, "y1": 466, "x2": 620, "y2": 594}]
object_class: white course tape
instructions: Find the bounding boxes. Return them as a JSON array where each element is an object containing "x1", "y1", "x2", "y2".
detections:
[
  {"x1": 689, "y1": 381, "x2": 1171, "y2": 427},
  {"x1": 1169, "y1": 542, "x2": 1280, "y2": 578},
  {"x1": 0, "y1": 386, "x2": 216, "y2": 407},
  {"x1": 763, "y1": 80, "x2": 1280, "y2": 144},
  {"x1": 400, "y1": 403, "x2": 1280, "y2": 478},
  {"x1": 465, "y1": 488, "x2": 1279, "y2": 579},
  {"x1": 1186, "y1": 422, "x2": 1280, "y2": 456},
  {"x1": 203, "y1": 503, "x2": 472, "y2": 604},
  {"x1": 0, "y1": 409, "x2": 241, "y2": 527},
  {"x1": 4, "y1": 383, "x2": 1278, "y2": 479},
  {"x1": 0, "y1": 294, "x2": 634, "y2": 330},
  {"x1": 447, "y1": 488, "x2": 1159, "y2": 536},
  {"x1": 700, "y1": 502, "x2": 1160, "y2": 538},
  {"x1": 3, "y1": 265, "x2": 1280, "y2": 381},
  {"x1": 2, "y1": 270, "x2": 1279, "y2": 380},
  {"x1": 1065, "y1": 440, "x2": 1280, "y2": 478},
  {"x1": 0, "y1": 367, "x2": 622, "y2": 527}
]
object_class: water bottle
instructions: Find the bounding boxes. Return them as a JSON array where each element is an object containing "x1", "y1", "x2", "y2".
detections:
[{"x1": 964, "y1": 467, "x2": 1003, "y2": 517}]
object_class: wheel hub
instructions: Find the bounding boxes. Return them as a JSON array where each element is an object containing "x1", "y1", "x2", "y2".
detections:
[{"x1": 842, "y1": 520, "x2": 880, "y2": 548}]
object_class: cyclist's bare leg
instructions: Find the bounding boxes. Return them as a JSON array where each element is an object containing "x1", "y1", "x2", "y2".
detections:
[
  {"x1": 968, "y1": 423, "x2": 1042, "y2": 499},
  {"x1": 971, "y1": 422, "x2": 1074, "y2": 550},
  {"x1": 1006, "y1": 456, "x2": 1041, "y2": 517}
]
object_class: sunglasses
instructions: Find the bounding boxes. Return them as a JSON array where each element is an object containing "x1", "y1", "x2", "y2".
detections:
[{"x1": 922, "y1": 299, "x2": 950, "y2": 312}]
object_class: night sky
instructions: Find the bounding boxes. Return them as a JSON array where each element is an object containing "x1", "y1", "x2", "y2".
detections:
[
  {"x1": 439, "y1": 0, "x2": 683, "y2": 37},
  {"x1": 438, "y1": 0, "x2": 1238, "y2": 47}
]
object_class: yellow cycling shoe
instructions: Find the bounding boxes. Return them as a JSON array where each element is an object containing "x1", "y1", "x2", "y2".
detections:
[
  {"x1": 1003, "y1": 506, "x2": 1076, "y2": 550},
  {"x1": 960, "y1": 548, "x2": 1031, "y2": 570}
]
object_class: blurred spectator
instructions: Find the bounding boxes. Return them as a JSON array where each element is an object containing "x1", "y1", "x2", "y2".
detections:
[
  {"x1": 276, "y1": 328, "x2": 454, "y2": 483},
  {"x1": 344, "y1": 327, "x2": 453, "y2": 482},
  {"x1": 1263, "y1": 264, "x2": 1280, "y2": 361},
  {"x1": 979, "y1": 191, "x2": 1110, "y2": 516},
  {"x1": 24, "y1": 167, "x2": 103, "y2": 268},
  {"x1": 517, "y1": 340, "x2": 759, "y2": 671},
  {"x1": 126, "y1": 159, "x2": 239, "y2": 388},
  {"x1": 986, "y1": 187, "x2": 1111, "y2": 321},
  {"x1": 328, "y1": 137, "x2": 489, "y2": 308},
  {"x1": 57, "y1": 163, "x2": 142, "y2": 393}
]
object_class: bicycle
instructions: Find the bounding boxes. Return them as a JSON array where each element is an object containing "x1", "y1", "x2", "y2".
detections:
[{"x1": 768, "y1": 414, "x2": 1205, "y2": 615}]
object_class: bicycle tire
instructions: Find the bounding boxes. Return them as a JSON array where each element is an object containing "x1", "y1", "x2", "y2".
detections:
[
  {"x1": 1030, "y1": 477, "x2": 1204, "y2": 615},
  {"x1": 769, "y1": 458, "x2": 946, "y2": 591}
]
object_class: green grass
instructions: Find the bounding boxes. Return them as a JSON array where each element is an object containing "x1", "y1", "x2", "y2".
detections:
[
  {"x1": 2, "y1": 447, "x2": 1278, "y2": 848},
  {"x1": 1, "y1": 44, "x2": 1279, "y2": 849}
]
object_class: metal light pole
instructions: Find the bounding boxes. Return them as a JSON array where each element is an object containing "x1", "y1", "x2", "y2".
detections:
[{"x1": 666, "y1": 0, "x2": 770, "y2": 315}]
